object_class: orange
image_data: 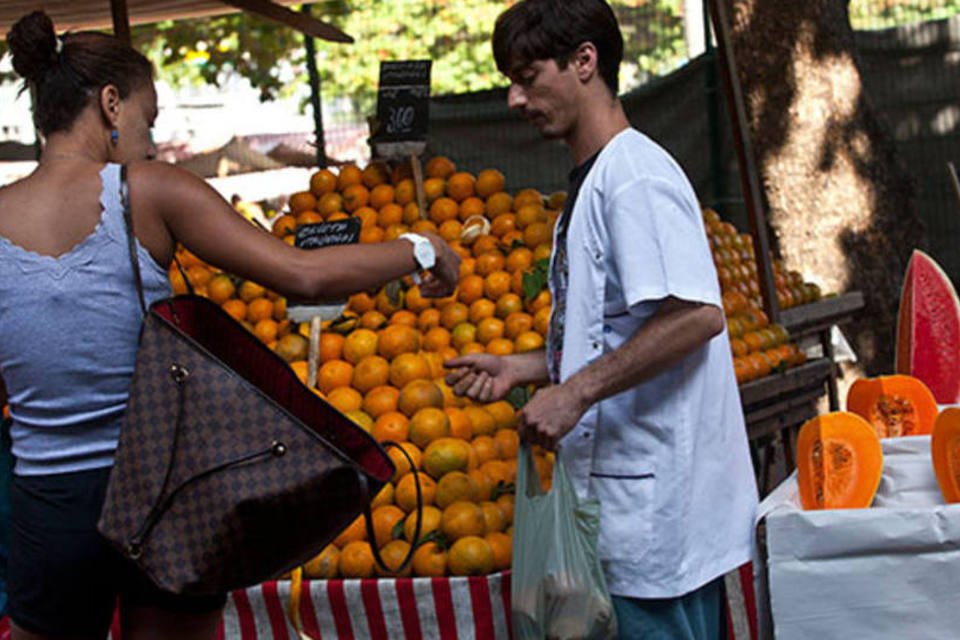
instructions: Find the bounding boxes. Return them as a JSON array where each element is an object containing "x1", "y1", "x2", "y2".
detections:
[
  {"x1": 371, "y1": 504, "x2": 405, "y2": 549},
  {"x1": 309, "y1": 169, "x2": 338, "y2": 196},
  {"x1": 371, "y1": 482, "x2": 395, "y2": 509},
  {"x1": 484, "y1": 271, "x2": 512, "y2": 300},
  {"x1": 458, "y1": 274, "x2": 485, "y2": 305},
  {"x1": 402, "y1": 202, "x2": 423, "y2": 225},
  {"x1": 472, "y1": 234, "x2": 501, "y2": 257},
  {"x1": 326, "y1": 211, "x2": 350, "y2": 222},
  {"x1": 404, "y1": 286, "x2": 432, "y2": 314},
  {"x1": 515, "y1": 202, "x2": 546, "y2": 229},
  {"x1": 253, "y1": 319, "x2": 279, "y2": 344},
  {"x1": 436, "y1": 472, "x2": 479, "y2": 509},
  {"x1": 398, "y1": 379, "x2": 444, "y2": 417},
  {"x1": 442, "y1": 503, "x2": 487, "y2": 542},
  {"x1": 475, "y1": 168, "x2": 505, "y2": 199},
  {"x1": 486, "y1": 401, "x2": 518, "y2": 430},
  {"x1": 342, "y1": 328, "x2": 379, "y2": 364},
  {"x1": 458, "y1": 196, "x2": 486, "y2": 222},
  {"x1": 513, "y1": 188, "x2": 544, "y2": 209},
  {"x1": 170, "y1": 268, "x2": 189, "y2": 295},
  {"x1": 360, "y1": 225, "x2": 385, "y2": 244},
  {"x1": 472, "y1": 435, "x2": 499, "y2": 466},
  {"x1": 387, "y1": 441, "x2": 423, "y2": 481},
  {"x1": 425, "y1": 155, "x2": 456, "y2": 180},
  {"x1": 289, "y1": 190, "x2": 318, "y2": 214},
  {"x1": 392, "y1": 162, "x2": 414, "y2": 184},
  {"x1": 464, "y1": 406, "x2": 497, "y2": 437},
  {"x1": 446, "y1": 172, "x2": 475, "y2": 202},
  {"x1": 468, "y1": 299, "x2": 497, "y2": 324},
  {"x1": 547, "y1": 190, "x2": 567, "y2": 210},
  {"x1": 246, "y1": 297, "x2": 274, "y2": 323},
  {"x1": 423, "y1": 177, "x2": 446, "y2": 203},
  {"x1": 337, "y1": 164, "x2": 363, "y2": 190},
  {"x1": 289, "y1": 361, "x2": 308, "y2": 384},
  {"x1": 484, "y1": 192, "x2": 513, "y2": 218},
  {"x1": 533, "y1": 306, "x2": 551, "y2": 336},
  {"x1": 403, "y1": 505, "x2": 442, "y2": 544},
  {"x1": 523, "y1": 222, "x2": 552, "y2": 249},
  {"x1": 295, "y1": 210, "x2": 323, "y2": 226},
  {"x1": 495, "y1": 493, "x2": 515, "y2": 525},
  {"x1": 438, "y1": 219, "x2": 463, "y2": 243},
  {"x1": 378, "y1": 324, "x2": 421, "y2": 360},
  {"x1": 422, "y1": 437, "x2": 472, "y2": 479},
  {"x1": 372, "y1": 411, "x2": 410, "y2": 443},
  {"x1": 503, "y1": 310, "x2": 534, "y2": 337},
  {"x1": 505, "y1": 247, "x2": 534, "y2": 273},
  {"x1": 388, "y1": 352, "x2": 432, "y2": 388},
  {"x1": 272, "y1": 214, "x2": 297, "y2": 237},
  {"x1": 362, "y1": 161, "x2": 390, "y2": 188},
  {"x1": 389, "y1": 310, "x2": 418, "y2": 327},
  {"x1": 374, "y1": 539, "x2": 413, "y2": 577},
  {"x1": 445, "y1": 407, "x2": 473, "y2": 440},
  {"x1": 412, "y1": 541, "x2": 447, "y2": 578},
  {"x1": 410, "y1": 219, "x2": 438, "y2": 235},
  {"x1": 423, "y1": 327, "x2": 452, "y2": 352},
  {"x1": 352, "y1": 355, "x2": 390, "y2": 393},
  {"x1": 486, "y1": 338, "x2": 514, "y2": 356},
  {"x1": 394, "y1": 471, "x2": 437, "y2": 512},
  {"x1": 408, "y1": 406, "x2": 451, "y2": 448},
  {"x1": 363, "y1": 385, "x2": 401, "y2": 419},
  {"x1": 318, "y1": 192, "x2": 343, "y2": 217},
  {"x1": 342, "y1": 184, "x2": 369, "y2": 212},
  {"x1": 475, "y1": 252, "x2": 506, "y2": 277},
  {"x1": 460, "y1": 342, "x2": 485, "y2": 356},
  {"x1": 327, "y1": 386, "x2": 363, "y2": 413},
  {"x1": 338, "y1": 541, "x2": 375, "y2": 578},
  {"x1": 469, "y1": 469, "x2": 495, "y2": 502},
  {"x1": 345, "y1": 409, "x2": 374, "y2": 432},
  {"x1": 429, "y1": 197, "x2": 459, "y2": 224},
  {"x1": 375, "y1": 203, "x2": 402, "y2": 228},
  {"x1": 353, "y1": 206, "x2": 378, "y2": 229},
  {"x1": 450, "y1": 323, "x2": 477, "y2": 350},
  {"x1": 482, "y1": 460, "x2": 514, "y2": 487},
  {"x1": 394, "y1": 178, "x2": 416, "y2": 205},
  {"x1": 490, "y1": 213, "x2": 517, "y2": 238},
  {"x1": 273, "y1": 298, "x2": 288, "y2": 322},
  {"x1": 349, "y1": 292, "x2": 376, "y2": 313},
  {"x1": 238, "y1": 280, "x2": 266, "y2": 303},
  {"x1": 515, "y1": 330, "x2": 545, "y2": 353},
  {"x1": 480, "y1": 500, "x2": 506, "y2": 533},
  {"x1": 317, "y1": 359, "x2": 354, "y2": 394},
  {"x1": 360, "y1": 310, "x2": 388, "y2": 330},
  {"x1": 526, "y1": 289, "x2": 551, "y2": 314},
  {"x1": 275, "y1": 333, "x2": 309, "y2": 362},
  {"x1": 333, "y1": 516, "x2": 367, "y2": 547},
  {"x1": 207, "y1": 274, "x2": 236, "y2": 305},
  {"x1": 303, "y1": 544, "x2": 340, "y2": 579},
  {"x1": 424, "y1": 354, "x2": 449, "y2": 381},
  {"x1": 319, "y1": 332, "x2": 345, "y2": 363},
  {"x1": 493, "y1": 428, "x2": 520, "y2": 459},
  {"x1": 485, "y1": 531, "x2": 512, "y2": 571},
  {"x1": 475, "y1": 317, "x2": 506, "y2": 345}
]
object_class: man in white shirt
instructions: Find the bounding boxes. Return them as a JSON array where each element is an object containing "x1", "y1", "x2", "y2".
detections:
[{"x1": 445, "y1": 1, "x2": 758, "y2": 637}]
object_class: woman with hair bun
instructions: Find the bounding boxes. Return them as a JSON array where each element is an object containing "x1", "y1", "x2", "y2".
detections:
[{"x1": 0, "y1": 11, "x2": 459, "y2": 639}]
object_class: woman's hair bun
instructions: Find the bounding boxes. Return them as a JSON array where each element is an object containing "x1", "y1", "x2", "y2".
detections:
[{"x1": 7, "y1": 11, "x2": 60, "y2": 83}]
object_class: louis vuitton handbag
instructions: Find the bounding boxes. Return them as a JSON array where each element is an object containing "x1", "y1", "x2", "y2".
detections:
[{"x1": 97, "y1": 166, "x2": 396, "y2": 595}]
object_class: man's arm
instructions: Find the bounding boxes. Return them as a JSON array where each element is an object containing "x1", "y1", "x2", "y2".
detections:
[{"x1": 519, "y1": 297, "x2": 725, "y2": 450}]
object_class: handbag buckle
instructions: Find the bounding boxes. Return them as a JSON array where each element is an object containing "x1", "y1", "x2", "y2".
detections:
[
  {"x1": 271, "y1": 441, "x2": 287, "y2": 457},
  {"x1": 127, "y1": 542, "x2": 142, "y2": 560},
  {"x1": 169, "y1": 363, "x2": 189, "y2": 383}
]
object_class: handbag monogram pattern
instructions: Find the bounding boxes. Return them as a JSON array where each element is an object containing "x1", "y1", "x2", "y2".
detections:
[{"x1": 97, "y1": 165, "x2": 394, "y2": 595}]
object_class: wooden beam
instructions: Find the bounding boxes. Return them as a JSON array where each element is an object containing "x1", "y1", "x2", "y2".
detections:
[
  {"x1": 707, "y1": 0, "x2": 780, "y2": 324},
  {"x1": 218, "y1": 0, "x2": 353, "y2": 43},
  {"x1": 110, "y1": 0, "x2": 131, "y2": 44}
]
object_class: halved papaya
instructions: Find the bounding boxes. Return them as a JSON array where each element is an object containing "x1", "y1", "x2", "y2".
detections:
[
  {"x1": 846, "y1": 374, "x2": 938, "y2": 438},
  {"x1": 932, "y1": 407, "x2": 960, "y2": 503},
  {"x1": 797, "y1": 412, "x2": 883, "y2": 510}
]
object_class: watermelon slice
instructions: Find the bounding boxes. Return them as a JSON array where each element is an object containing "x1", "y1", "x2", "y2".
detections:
[{"x1": 895, "y1": 250, "x2": 960, "y2": 404}]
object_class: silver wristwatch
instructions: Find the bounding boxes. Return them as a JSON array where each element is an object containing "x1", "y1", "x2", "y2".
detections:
[{"x1": 399, "y1": 232, "x2": 436, "y2": 271}]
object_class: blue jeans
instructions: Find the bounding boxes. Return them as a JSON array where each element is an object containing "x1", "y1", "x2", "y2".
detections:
[{"x1": 612, "y1": 575, "x2": 726, "y2": 640}]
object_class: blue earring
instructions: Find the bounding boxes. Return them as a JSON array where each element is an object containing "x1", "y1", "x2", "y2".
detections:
[{"x1": 110, "y1": 129, "x2": 119, "y2": 145}]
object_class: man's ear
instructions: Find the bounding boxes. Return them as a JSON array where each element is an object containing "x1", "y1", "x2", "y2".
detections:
[
  {"x1": 573, "y1": 42, "x2": 599, "y2": 83},
  {"x1": 98, "y1": 84, "x2": 121, "y2": 128}
]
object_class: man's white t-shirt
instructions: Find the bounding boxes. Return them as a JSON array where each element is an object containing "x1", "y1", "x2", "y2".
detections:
[{"x1": 552, "y1": 128, "x2": 758, "y2": 599}]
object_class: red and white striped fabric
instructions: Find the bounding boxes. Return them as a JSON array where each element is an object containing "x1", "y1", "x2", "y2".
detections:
[{"x1": 0, "y1": 564, "x2": 757, "y2": 639}]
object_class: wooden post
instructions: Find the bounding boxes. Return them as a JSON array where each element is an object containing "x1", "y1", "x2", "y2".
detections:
[
  {"x1": 707, "y1": 0, "x2": 780, "y2": 324},
  {"x1": 307, "y1": 316, "x2": 322, "y2": 390},
  {"x1": 410, "y1": 154, "x2": 427, "y2": 220},
  {"x1": 110, "y1": 0, "x2": 131, "y2": 44}
]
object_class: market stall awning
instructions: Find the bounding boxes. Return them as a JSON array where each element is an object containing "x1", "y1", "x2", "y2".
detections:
[{"x1": 0, "y1": 0, "x2": 352, "y2": 43}]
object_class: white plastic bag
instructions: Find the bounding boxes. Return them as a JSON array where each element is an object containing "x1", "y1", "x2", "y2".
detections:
[{"x1": 511, "y1": 446, "x2": 618, "y2": 640}]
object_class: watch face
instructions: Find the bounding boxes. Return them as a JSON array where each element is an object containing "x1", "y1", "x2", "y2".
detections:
[{"x1": 417, "y1": 240, "x2": 436, "y2": 269}]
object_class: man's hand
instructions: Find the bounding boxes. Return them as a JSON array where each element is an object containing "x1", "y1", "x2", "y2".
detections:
[
  {"x1": 517, "y1": 382, "x2": 589, "y2": 451},
  {"x1": 444, "y1": 353, "x2": 515, "y2": 402},
  {"x1": 418, "y1": 232, "x2": 461, "y2": 298}
]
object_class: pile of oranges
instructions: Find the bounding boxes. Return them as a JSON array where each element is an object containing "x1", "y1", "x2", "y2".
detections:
[
  {"x1": 167, "y1": 158, "x2": 826, "y2": 578},
  {"x1": 703, "y1": 208, "x2": 820, "y2": 383}
]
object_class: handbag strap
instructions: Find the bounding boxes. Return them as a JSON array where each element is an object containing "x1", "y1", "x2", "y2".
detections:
[
  {"x1": 118, "y1": 164, "x2": 194, "y2": 316},
  {"x1": 363, "y1": 441, "x2": 422, "y2": 574}
]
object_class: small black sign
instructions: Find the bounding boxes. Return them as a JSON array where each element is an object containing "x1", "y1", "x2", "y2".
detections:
[
  {"x1": 294, "y1": 218, "x2": 362, "y2": 250},
  {"x1": 372, "y1": 60, "x2": 432, "y2": 142}
]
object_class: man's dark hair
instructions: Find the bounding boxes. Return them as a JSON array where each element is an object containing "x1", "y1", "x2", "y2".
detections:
[
  {"x1": 7, "y1": 11, "x2": 153, "y2": 136},
  {"x1": 492, "y1": 0, "x2": 623, "y2": 95}
]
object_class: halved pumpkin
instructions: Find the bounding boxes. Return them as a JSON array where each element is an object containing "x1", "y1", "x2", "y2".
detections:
[
  {"x1": 797, "y1": 412, "x2": 884, "y2": 510},
  {"x1": 846, "y1": 374, "x2": 938, "y2": 438},
  {"x1": 932, "y1": 407, "x2": 960, "y2": 503}
]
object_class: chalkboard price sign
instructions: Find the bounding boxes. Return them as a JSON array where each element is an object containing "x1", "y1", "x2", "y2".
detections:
[
  {"x1": 294, "y1": 218, "x2": 362, "y2": 250},
  {"x1": 372, "y1": 60, "x2": 432, "y2": 143}
]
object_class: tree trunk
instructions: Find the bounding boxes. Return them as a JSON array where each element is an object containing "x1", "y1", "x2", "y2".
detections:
[{"x1": 725, "y1": 0, "x2": 923, "y2": 374}]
